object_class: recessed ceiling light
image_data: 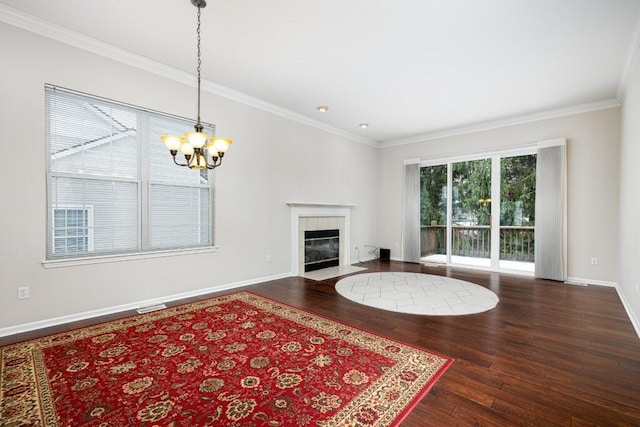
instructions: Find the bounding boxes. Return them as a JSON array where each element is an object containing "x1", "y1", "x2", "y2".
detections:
[
  {"x1": 358, "y1": 123, "x2": 369, "y2": 129},
  {"x1": 316, "y1": 105, "x2": 329, "y2": 113}
]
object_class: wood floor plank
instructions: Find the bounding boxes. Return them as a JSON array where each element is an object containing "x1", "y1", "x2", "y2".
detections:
[
  {"x1": 489, "y1": 398, "x2": 569, "y2": 427},
  {"x1": 2, "y1": 260, "x2": 640, "y2": 426}
]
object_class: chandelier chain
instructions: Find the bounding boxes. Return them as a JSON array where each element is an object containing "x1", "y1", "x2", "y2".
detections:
[
  {"x1": 159, "y1": 0, "x2": 232, "y2": 171},
  {"x1": 196, "y1": 5, "x2": 202, "y2": 125}
]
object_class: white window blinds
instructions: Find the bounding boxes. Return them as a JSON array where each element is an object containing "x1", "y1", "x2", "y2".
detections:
[{"x1": 45, "y1": 85, "x2": 215, "y2": 260}]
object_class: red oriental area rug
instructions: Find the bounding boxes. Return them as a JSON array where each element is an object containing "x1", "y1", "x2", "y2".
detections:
[{"x1": 0, "y1": 291, "x2": 453, "y2": 426}]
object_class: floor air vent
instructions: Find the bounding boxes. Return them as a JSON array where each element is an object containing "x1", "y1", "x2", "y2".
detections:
[{"x1": 136, "y1": 303, "x2": 167, "y2": 314}]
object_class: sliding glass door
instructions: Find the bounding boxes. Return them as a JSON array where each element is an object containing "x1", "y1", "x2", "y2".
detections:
[
  {"x1": 499, "y1": 154, "x2": 536, "y2": 271},
  {"x1": 420, "y1": 165, "x2": 447, "y2": 262},
  {"x1": 420, "y1": 151, "x2": 536, "y2": 272},
  {"x1": 451, "y1": 159, "x2": 492, "y2": 267}
]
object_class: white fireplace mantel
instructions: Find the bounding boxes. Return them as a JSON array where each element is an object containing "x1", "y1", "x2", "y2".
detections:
[
  {"x1": 289, "y1": 203, "x2": 353, "y2": 276},
  {"x1": 286, "y1": 202, "x2": 355, "y2": 208}
]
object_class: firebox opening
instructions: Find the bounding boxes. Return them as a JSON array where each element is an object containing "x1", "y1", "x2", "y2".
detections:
[{"x1": 304, "y1": 229, "x2": 339, "y2": 272}]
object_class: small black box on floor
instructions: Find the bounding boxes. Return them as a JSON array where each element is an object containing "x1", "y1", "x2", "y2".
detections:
[{"x1": 379, "y1": 248, "x2": 390, "y2": 261}]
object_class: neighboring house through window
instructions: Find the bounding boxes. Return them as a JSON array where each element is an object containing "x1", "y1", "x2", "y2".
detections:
[
  {"x1": 45, "y1": 85, "x2": 215, "y2": 260},
  {"x1": 52, "y1": 206, "x2": 94, "y2": 254}
]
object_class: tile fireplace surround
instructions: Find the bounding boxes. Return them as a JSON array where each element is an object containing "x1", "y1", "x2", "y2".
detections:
[{"x1": 288, "y1": 203, "x2": 352, "y2": 276}]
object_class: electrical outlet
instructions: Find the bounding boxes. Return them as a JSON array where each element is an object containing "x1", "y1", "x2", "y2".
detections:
[
  {"x1": 590, "y1": 257, "x2": 598, "y2": 265},
  {"x1": 636, "y1": 282, "x2": 639, "y2": 293},
  {"x1": 266, "y1": 254, "x2": 271, "y2": 263},
  {"x1": 17, "y1": 286, "x2": 29, "y2": 300}
]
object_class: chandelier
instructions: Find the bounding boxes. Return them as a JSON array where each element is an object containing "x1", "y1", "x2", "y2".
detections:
[{"x1": 161, "y1": 0, "x2": 232, "y2": 170}]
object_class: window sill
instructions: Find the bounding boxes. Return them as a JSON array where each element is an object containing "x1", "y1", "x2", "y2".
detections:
[{"x1": 42, "y1": 246, "x2": 219, "y2": 269}]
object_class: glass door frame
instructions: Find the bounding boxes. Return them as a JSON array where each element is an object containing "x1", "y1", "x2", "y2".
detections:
[{"x1": 421, "y1": 145, "x2": 536, "y2": 273}]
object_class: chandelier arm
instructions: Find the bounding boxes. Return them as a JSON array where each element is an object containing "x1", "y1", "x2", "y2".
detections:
[
  {"x1": 205, "y1": 156, "x2": 222, "y2": 170},
  {"x1": 172, "y1": 155, "x2": 189, "y2": 167}
]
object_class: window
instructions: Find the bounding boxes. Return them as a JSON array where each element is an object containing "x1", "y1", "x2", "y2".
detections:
[{"x1": 45, "y1": 85, "x2": 215, "y2": 260}]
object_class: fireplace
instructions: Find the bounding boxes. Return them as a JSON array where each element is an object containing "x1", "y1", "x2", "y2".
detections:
[
  {"x1": 288, "y1": 203, "x2": 352, "y2": 276},
  {"x1": 304, "y1": 229, "x2": 340, "y2": 272}
]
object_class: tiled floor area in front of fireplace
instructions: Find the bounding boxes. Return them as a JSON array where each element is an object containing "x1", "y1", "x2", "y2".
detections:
[{"x1": 300, "y1": 265, "x2": 367, "y2": 281}]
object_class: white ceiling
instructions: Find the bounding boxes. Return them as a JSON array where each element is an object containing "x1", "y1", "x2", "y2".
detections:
[{"x1": 2, "y1": 0, "x2": 640, "y2": 144}]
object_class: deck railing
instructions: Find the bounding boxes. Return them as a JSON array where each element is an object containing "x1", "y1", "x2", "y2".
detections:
[
  {"x1": 420, "y1": 225, "x2": 534, "y2": 261},
  {"x1": 499, "y1": 226, "x2": 535, "y2": 261}
]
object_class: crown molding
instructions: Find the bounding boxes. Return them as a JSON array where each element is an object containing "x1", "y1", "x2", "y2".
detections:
[
  {"x1": 200, "y1": 80, "x2": 379, "y2": 147},
  {"x1": 0, "y1": 4, "x2": 377, "y2": 148},
  {"x1": 380, "y1": 98, "x2": 620, "y2": 149},
  {"x1": 0, "y1": 4, "x2": 196, "y2": 86},
  {"x1": 617, "y1": 11, "x2": 640, "y2": 103},
  {"x1": 0, "y1": 4, "x2": 626, "y2": 151}
]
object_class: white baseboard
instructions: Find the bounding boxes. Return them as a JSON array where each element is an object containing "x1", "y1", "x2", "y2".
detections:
[
  {"x1": 565, "y1": 277, "x2": 640, "y2": 340},
  {"x1": 614, "y1": 284, "x2": 640, "y2": 340},
  {"x1": 350, "y1": 255, "x2": 378, "y2": 263},
  {"x1": 0, "y1": 272, "x2": 292, "y2": 338},
  {"x1": 565, "y1": 276, "x2": 617, "y2": 287},
  {"x1": 4, "y1": 270, "x2": 638, "y2": 342}
]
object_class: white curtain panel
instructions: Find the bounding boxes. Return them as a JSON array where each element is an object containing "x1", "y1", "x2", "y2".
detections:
[
  {"x1": 535, "y1": 139, "x2": 567, "y2": 281},
  {"x1": 402, "y1": 160, "x2": 421, "y2": 263}
]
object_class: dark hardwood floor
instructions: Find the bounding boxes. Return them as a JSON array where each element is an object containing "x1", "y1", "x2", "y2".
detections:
[{"x1": 2, "y1": 260, "x2": 640, "y2": 426}]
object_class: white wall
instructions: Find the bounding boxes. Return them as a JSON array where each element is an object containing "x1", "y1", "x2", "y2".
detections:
[
  {"x1": 377, "y1": 108, "x2": 621, "y2": 285},
  {"x1": 0, "y1": 22, "x2": 380, "y2": 330},
  {"x1": 620, "y1": 56, "x2": 640, "y2": 329},
  {"x1": 0, "y1": 18, "x2": 632, "y2": 333}
]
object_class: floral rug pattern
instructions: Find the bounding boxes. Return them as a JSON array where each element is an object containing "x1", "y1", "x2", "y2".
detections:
[{"x1": 0, "y1": 291, "x2": 452, "y2": 426}]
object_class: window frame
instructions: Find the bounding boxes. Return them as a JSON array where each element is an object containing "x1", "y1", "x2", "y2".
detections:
[{"x1": 43, "y1": 85, "x2": 218, "y2": 267}]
